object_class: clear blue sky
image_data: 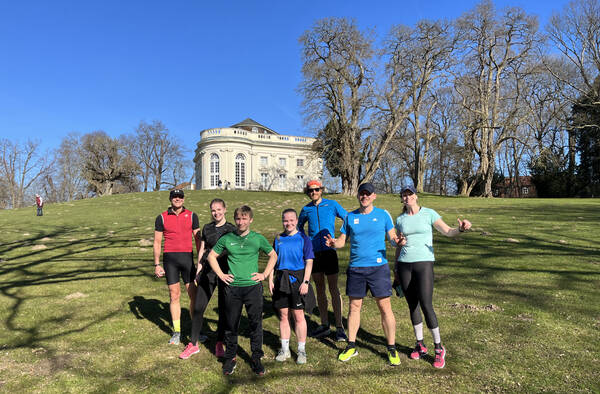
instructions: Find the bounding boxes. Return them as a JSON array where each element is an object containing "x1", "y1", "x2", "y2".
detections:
[{"x1": 0, "y1": 0, "x2": 570, "y2": 160}]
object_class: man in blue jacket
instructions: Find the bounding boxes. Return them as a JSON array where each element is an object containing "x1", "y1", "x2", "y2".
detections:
[{"x1": 298, "y1": 180, "x2": 348, "y2": 341}]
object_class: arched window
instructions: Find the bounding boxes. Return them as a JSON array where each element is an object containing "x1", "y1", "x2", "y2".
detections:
[
  {"x1": 235, "y1": 153, "x2": 246, "y2": 188},
  {"x1": 210, "y1": 153, "x2": 220, "y2": 188}
]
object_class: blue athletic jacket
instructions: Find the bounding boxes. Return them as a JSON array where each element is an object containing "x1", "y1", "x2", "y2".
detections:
[{"x1": 298, "y1": 198, "x2": 347, "y2": 252}]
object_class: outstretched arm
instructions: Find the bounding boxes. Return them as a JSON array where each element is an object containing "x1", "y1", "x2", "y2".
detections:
[{"x1": 433, "y1": 218, "x2": 472, "y2": 237}]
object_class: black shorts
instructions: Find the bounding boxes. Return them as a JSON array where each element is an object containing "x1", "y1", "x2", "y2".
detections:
[
  {"x1": 272, "y1": 285, "x2": 305, "y2": 310},
  {"x1": 163, "y1": 252, "x2": 195, "y2": 285},
  {"x1": 312, "y1": 249, "x2": 339, "y2": 275}
]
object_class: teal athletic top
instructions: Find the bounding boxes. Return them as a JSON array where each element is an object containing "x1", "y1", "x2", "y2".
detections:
[{"x1": 395, "y1": 207, "x2": 441, "y2": 263}]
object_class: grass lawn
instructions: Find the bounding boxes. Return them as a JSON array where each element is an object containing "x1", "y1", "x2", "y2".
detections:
[{"x1": 0, "y1": 190, "x2": 598, "y2": 393}]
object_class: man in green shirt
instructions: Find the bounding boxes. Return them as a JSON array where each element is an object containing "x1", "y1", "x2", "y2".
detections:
[{"x1": 207, "y1": 205, "x2": 277, "y2": 376}]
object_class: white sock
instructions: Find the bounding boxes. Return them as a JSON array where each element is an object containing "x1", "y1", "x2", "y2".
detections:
[
  {"x1": 430, "y1": 327, "x2": 441, "y2": 344},
  {"x1": 413, "y1": 323, "x2": 424, "y2": 341},
  {"x1": 281, "y1": 338, "x2": 290, "y2": 351},
  {"x1": 298, "y1": 342, "x2": 306, "y2": 353}
]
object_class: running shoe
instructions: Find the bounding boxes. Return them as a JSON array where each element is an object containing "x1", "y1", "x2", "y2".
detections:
[
  {"x1": 387, "y1": 348, "x2": 400, "y2": 366},
  {"x1": 311, "y1": 324, "x2": 331, "y2": 338},
  {"x1": 251, "y1": 356, "x2": 265, "y2": 376},
  {"x1": 179, "y1": 343, "x2": 200, "y2": 359},
  {"x1": 296, "y1": 350, "x2": 307, "y2": 365},
  {"x1": 275, "y1": 348, "x2": 291, "y2": 362},
  {"x1": 338, "y1": 346, "x2": 358, "y2": 362},
  {"x1": 410, "y1": 341, "x2": 428, "y2": 360},
  {"x1": 215, "y1": 341, "x2": 225, "y2": 358},
  {"x1": 335, "y1": 327, "x2": 348, "y2": 342},
  {"x1": 433, "y1": 345, "x2": 446, "y2": 369},
  {"x1": 222, "y1": 358, "x2": 237, "y2": 375},
  {"x1": 168, "y1": 332, "x2": 181, "y2": 345}
]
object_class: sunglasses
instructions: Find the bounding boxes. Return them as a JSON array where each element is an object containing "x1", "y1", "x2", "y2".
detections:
[
  {"x1": 171, "y1": 195, "x2": 184, "y2": 199},
  {"x1": 359, "y1": 191, "x2": 372, "y2": 196},
  {"x1": 308, "y1": 188, "x2": 321, "y2": 193}
]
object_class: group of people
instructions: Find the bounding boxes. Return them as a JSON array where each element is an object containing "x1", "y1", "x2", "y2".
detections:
[{"x1": 153, "y1": 180, "x2": 471, "y2": 376}]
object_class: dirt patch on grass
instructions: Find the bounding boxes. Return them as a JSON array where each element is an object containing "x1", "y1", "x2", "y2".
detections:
[
  {"x1": 450, "y1": 303, "x2": 502, "y2": 312},
  {"x1": 32, "y1": 244, "x2": 47, "y2": 250},
  {"x1": 515, "y1": 313, "x2": 534, "y2": 322},
  {"x1": 41, "y1": 237, "x2": 52, "y2": 241},
  {"x1": 139, "y1": 239, "x2": 153, "y2": 247},
  {"x1": 557, "y1": 239, "x2": 568, "y2": 245},
  {"x1": 505, "y1": 238, "x2": 520, "y2": 243},
  {"x1": 65, "y1": 292, "x2": 87, "y2": 300}
]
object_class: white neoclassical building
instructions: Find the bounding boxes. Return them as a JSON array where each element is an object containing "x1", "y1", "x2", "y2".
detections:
[{"x1": 194, "y1": 118, "x2": 322, "y2": 191}]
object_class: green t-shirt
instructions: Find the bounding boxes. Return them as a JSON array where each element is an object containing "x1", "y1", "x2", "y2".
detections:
[
  {"x1": 212, "y1": 231, "x2": 273, "y2": 287},
  {"x1": 395, "y1": 207, "x2": 441, "y2": 263}
]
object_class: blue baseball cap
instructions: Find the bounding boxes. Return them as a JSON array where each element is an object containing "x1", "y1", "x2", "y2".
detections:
[
  {"x1": 400, "y1": 185, "x2": 417, "y2": 195},
  {"x1": 358, "y1": 183, "x2": 375, "y2": 194}
]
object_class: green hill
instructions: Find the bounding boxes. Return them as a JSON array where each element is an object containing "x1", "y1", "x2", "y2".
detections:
[{"x1": 1, "y1": 190, "x2": 599, "y2": 392}]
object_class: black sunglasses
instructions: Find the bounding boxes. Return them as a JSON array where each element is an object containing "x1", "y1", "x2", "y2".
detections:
[
  {"x1": 358, "y1": 191, "x2": 372, "y2": 196},
  {"x1": 171, "y1": 194, "x2": 184, "y2": 199},
  {"x1": 308, "y1": 188, "x2": 321, "y2": 193}
]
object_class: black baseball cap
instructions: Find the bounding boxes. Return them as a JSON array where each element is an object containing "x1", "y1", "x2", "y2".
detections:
[
  {"x1": 169, "y1": 189, "x2": 185, "y2": 199},
  {"x1": 357, "y1": 183, "x2": 375, "y2": 194},
  {"x1": 400, "y1": 185, "x2": 417, "y2": 195}
]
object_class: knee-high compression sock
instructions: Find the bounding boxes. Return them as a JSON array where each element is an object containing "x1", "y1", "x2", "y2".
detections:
[
  {"x1": 430, "y1": 327, "x2": 441, "y2": 344},
  {"x1": 413, "y1": 323, "x2": 424, "y2": 341}
]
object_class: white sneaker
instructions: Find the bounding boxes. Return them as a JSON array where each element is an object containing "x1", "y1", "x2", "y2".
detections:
[
  {"x1": 297, "y1": 350, "x2": 307, "y2": 364},
  {"x1": 275, "y1": 348, "x2": 291, "y2": 362}
]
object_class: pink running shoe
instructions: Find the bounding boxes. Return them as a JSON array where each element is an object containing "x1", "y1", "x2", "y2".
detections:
[
  {"x1": 433, "y1": 345, "x2": 446, "y2": 369},
  {"x1": 410, "y1": 341, "x2": 428, "y2": 360},
  {"x1": 215, "y1": 341, "x2": 225, "y2": 358},
  {"x1": 179, "y1": 343, "x2": 200, "y2": 360}
]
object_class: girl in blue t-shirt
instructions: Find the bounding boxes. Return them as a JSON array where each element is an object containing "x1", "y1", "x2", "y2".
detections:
[
  {"x1": 394, "y1": 185, "x2": 472, "y2": 369},
  {"x1": 269, "y1": 208, "x2": 315, "y2": 365}
]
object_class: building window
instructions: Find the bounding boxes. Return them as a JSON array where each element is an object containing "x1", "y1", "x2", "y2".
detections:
[
  {"x1": 296, "y1": 158, "x2": 304, "y2": 167},
  {"x1": 296, "y1": 175, "x2": 304, "y2": 181},
  {"x1": 260, "y1": 156, "x2": 268, "y2": 166},
  {"x1": 279, "y1": 157, "x2": 286, "y2": 167},
  {"x1": 261, "y1": 173, "x2": 268, "y2": 189},
  {"x1": 210, "y1": 153, "x2": 220, "y2": 187},
  {"x1": 252, "y1": 126, "x2": 258, "y2": 133},
  {"x1": 279, "y1": 173, "x2": 286, "y2": 189},
  {"x1": 235, "y1": 153, "x2": 246, "y2": 188},
  {"x1": 522, "y1": 187, "x2": 529, "y2": 195}
]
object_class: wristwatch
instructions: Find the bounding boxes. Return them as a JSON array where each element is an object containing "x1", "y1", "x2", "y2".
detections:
[{"x1": 303, "y1": 280, "x2": 310, "y2": 285}]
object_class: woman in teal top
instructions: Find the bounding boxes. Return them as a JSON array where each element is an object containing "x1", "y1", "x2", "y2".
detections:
[{"x1": 394, "y1": 185, "x2": 472, "y2": 369}]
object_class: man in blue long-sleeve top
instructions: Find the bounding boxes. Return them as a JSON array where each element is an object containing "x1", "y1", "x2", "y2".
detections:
[{"x1": 298, "y1": 179, "x2": 348, "y2": 341}]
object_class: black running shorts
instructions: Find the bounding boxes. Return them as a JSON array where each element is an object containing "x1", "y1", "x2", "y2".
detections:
[
  {"x1": 163, "y1": 252, "x2": 195, "y2": 285},
  {"x1": 312, "y1": 249, "x2": 339, "y2": 275}
]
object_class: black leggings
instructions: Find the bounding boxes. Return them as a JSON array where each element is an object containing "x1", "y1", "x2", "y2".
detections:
[
  {"x1": 190, "y1": 270, "x2": 226, "y2": 344},
  {"x1": 396, "y1": 261, "x2": 438, "y2": 329}
]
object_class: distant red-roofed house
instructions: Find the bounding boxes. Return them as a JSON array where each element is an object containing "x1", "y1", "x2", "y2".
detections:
[{"x1": 493, "y1": 176, "x2": 537, "y2": 198}]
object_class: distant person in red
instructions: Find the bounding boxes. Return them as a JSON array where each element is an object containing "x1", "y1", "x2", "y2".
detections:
[
  {"x1": 153, "y1": 189, "x2": 200, "y2": 345},
  {"x1": 35, "y1": 194, "x2": 43, "y2": 216}
]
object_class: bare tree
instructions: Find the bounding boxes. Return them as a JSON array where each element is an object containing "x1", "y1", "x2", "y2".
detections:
[
  {"x1": 128, "y1": 120, "x2": 186, "y2": 191},
  {"x1": 381, "y1": 20, "x2": 456, "y2": 192},
  {"x1": 545, "y1": 0, "x2": 600, "y2": 193},
  {"x1": 546, "y1": 0, "x2": 600, "y2": 100},
  {"x1": 299, "y1": 17, "x2": 376, "y2": 195},
  {"x1": 0, "y1": 139, "x2": 52, "y2": 208},
  {"x1": 52, "y1": 133, "x2": 86, "y2": 201},
  {"x1": 454, "y1": 0, "x2": 541, "y2": 196},
  {"x1": 81, "y1": 131, "x2": 139, "y2": 196}
]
